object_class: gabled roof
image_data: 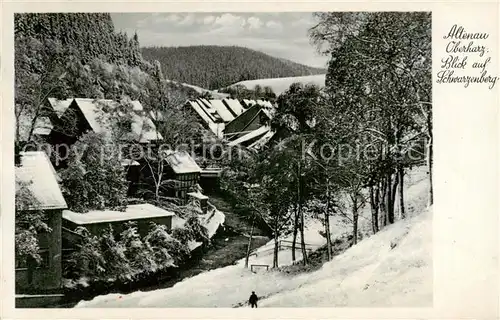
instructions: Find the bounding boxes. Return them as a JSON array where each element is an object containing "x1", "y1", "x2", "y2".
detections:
[
  {"x1": 62, "y1": 203, "x2": 175, "y2": 225},
  {"x1": 130, "y1": 113, "x2": 163, "y2": 142},
  {"x1": 48, "y1": 98, "x2": 73, "y2": 117},
  {"x1": 164, "y1": 150, "x2": 202, "y2": 174},
  {"x1": 15, "y1": 151, "x2": 67, "y2": 210},
  {"x1": 68, "y1": 98, "x2": 162, "y2": 142},
  {"x1": 189, "y1": 100, "x2": 216, "y2": 125},
  {"x1": 185, "y1": 100, "x2": 224, "y2": 138}
]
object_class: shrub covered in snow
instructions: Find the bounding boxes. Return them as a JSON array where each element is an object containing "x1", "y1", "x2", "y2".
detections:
[
  {"x1": 64, "y1": 227, "x2": 106, "y2": 280},
  {"x1": 144, "y1": 223, "x2": 188, "y2": 266},
  {"x1": 119, "y1": 221, "x2": 158, "y2": 275},
  {"x1": 98, "y1": 225, "x2": 133, "y2": 281},
  {"x1": 185, "y1": 215, "x2": 210, "y2": 244}
]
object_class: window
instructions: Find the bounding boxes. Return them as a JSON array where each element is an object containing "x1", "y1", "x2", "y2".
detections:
[
  {"x1": 15, "y1": 249, "x2": 49, "y2": 269},
  {"x1": 39, "y1": 250, "x2": 50, "y2": 268}
]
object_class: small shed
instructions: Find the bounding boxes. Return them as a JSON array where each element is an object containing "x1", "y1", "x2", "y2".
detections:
[
  {"x1": 187, "y1": 192, "x2": 209, "y2": 214},
  {"x1": 62, "y1": 203, "x2": 175, "y2": 237}
]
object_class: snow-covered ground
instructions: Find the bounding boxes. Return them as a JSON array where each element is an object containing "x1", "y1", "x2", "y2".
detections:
[
  {"x1": 75, "y1": 166, "x2": 431, "y2": 308},
  {"x1": 227, "y1": 74, "x2": 326, "y2": 96},
  {"x1": 166, "y1": 79, "x2": 229, "y2": 99}
]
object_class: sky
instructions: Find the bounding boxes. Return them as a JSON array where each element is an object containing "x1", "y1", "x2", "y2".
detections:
[{"x1": 110, "y1": 13, "x2": 329, "y2": 68}]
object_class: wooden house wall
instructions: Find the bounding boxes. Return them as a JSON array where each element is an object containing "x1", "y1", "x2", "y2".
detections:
[{"x1": 16, "y1": 210, "x2": 62, "y2": 293}]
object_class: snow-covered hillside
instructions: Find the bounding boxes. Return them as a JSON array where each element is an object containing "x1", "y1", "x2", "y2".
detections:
[
  {"x1": 166, "y1": 79, "x2": 229, "y2": 99},
  {"x1": 75, "y1": 166, "x2": 431, "y2": 308},
  {"x1": 227, "y1": 74, "x2": 326, "y2": 96}
]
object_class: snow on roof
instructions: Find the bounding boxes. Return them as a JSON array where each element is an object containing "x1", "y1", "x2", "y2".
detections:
[
  {"x1": 62, "y1": 203, "x2": 175, "y2": 225},
  {"x1": 209, "y1": 99, "x2": 235, "y2": 122},
  {"x1": 256, "y1": 100, "x2": 273, "y2": 109},
  {"x1": 208, "y1": 122, "x2": 225, "y2": 138},
  {"x1": 71, "y1": 98, "x2": 162, "y2": 142},
  {"x1": 197, "y1": 99, "x2": 219, "y2": 118},
  {"x1": 227, "y1": 126, "x2": 270, "y2": 146},
  {"x1": 121, "y1": 159, "x2": 140, "y2": 166},
  {"x1": 199, "y1": 98, "x2": 211, "y2": 108},
  {"x1": 261, "y1": 107, "x2": 273, "y2": 120},
  {"x1": 186, "y1": 100, "x2": 224, "y2": 137},
  {"x1": 187, "y1": 192, "x2": 209, "y2": 200},
  {"x1": 242, "y1": 99, "x2": 256, "y2": 108},
  {"x1": 248, "y1": 130, "x2": 275, "y2": 150},
  {"x1": 73, "y1": 98, "x2": 116, "y2": 132},
  {"x1": 223, "y1": 99, "x2": 245, "y2": 116},
  {"x1": 188, "y1": 100, "x2": 216, "y2": 125},
  {"x1": 15, "y1": 151, "x2": 67, "y2": 210},
  {"x1": 48, "y1": 98, "x2": 73, "y2": 117},
  {"x1": 164, "y1": 150, "x2": 201, "y2": 174},
  {"x1": 130, "y1": 113, "x2": 163, "y2": 142}
]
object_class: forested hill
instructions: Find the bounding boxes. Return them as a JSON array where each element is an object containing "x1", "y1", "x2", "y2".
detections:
[
  {"x1": 15, "y1": 13, "x2": 144, "y2": 68},
  {"x1": 15, "y1": 13, "x2": 201, "y2": 144},
  {"x1": 141, "y1": 46, "x2": 326, "y2": 90}
]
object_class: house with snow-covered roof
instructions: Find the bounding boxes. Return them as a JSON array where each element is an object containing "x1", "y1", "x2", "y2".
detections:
[
  {"x1": 50, "y1": 98, "x2": 163, "y2": 146},
  {"x1": 15, "y1": 151, "x2": 67, "y2": 293},
  {"x1": 162, "y1": 150, "x2": 203, "y2": 203},
  {"x1": 183, "y1": 99, "x2": 225, "y2": 138},
  {"x1": 183, "y1": 98, "x2": 275, "y2": 143},
  {"x1": 223, "y1": 102, "x2": 273, "y2": 140}
]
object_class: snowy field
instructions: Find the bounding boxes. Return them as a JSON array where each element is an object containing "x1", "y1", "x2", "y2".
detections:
[
  {"x1": 75, "y1": 166, "x2": 431, "y2": 308},
  {"x1": 228, "y1": 74, "x2": 326, "y2": 96},
  {"x1": 166, "y1": 79, "x2": 229, "y2": 99}
]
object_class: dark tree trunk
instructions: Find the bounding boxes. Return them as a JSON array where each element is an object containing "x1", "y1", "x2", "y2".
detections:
[
  {"x1": 273, "y1": 224, "x2": 279, "y2": 268},
  {"x1": 291, "y1": 203, "x2": 298, "y2": 262},
  {"x1": 398, "y1": 166, "x2": 405, "y2": 219},
  {"x1": 299, "y1": 203, "x2": 308, "y2": 266},
  {"x1": 325, "y1": 184, "x2": 332, "y2": 260},
  {"x1": 369, "y1": 183, "x2": 380, "y2": 234},
  {"x1": 244, "y1": 217, "x2": 255, "y2": 268},
  {"x1": 389, "y1": 171, "x2": 399, "y2": 223},
  {"x1": 297, "y1": 163, "x2": 308, "y2": 266},
  {"x1": 380, "y1": 175, "x2": 388, "y2": 227},
  {"x1": 386, "y1": 173, "x2": 392, "y2": 224},
  {"x1": 352, "y1": 195, "x2": 359, "y2": 245}
]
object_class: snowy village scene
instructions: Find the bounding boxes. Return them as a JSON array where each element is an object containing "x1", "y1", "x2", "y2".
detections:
[{"x1": 14, "y1": 12, "x2": 432, "y2": 308}]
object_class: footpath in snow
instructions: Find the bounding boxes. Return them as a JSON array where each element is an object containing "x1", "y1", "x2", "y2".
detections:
[{"x1": 75, "y1": 166, "x2": 431, "y2": 308}]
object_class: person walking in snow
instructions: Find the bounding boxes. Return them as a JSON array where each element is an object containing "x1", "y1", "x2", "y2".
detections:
[{"x1": 249, "y1": 291, "x2": 258, "y2": 308}]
